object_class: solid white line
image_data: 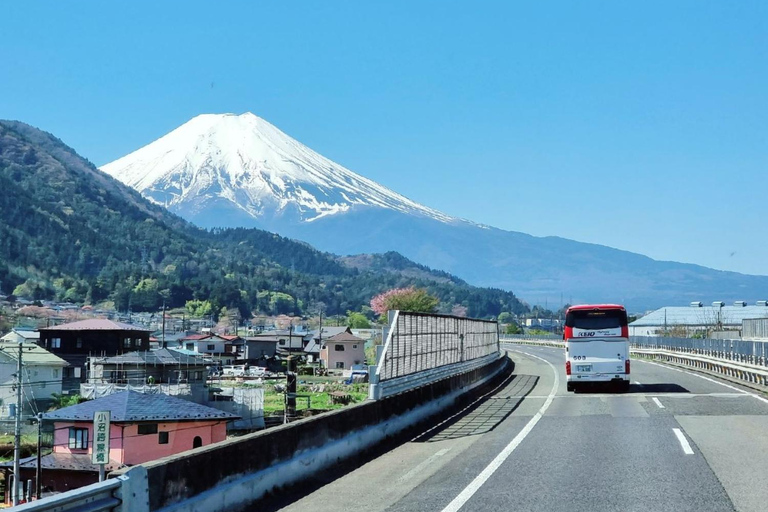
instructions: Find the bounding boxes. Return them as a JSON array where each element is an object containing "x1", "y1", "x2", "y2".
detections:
[
  {"x1": 652, "y1": 397, "x2": 665, "y2": 409},
  {"x1": 673, "y1": 428, "x2": 694, "y2": 455},
  {"x1": 441, "y1": 351, "x2": 559, "y2": 512},
  {"x1": 398, "y1": 448, "x2": 452, "y2": 483},
  {"x1": 636, "y1": 359, "x2": 768, "y2": 405}
]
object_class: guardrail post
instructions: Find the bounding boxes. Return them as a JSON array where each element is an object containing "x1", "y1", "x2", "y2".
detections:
[{"x1": 114, "y1": 465, "x2": 150, "y2": 512}]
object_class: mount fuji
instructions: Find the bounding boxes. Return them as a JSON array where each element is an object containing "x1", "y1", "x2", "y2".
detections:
[{"x1": 102, "y1": 113, "x2": 768, "y2": 311}]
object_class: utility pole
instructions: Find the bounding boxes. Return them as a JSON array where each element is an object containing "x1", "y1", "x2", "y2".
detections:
[
  {"x1": 162, "y1": 300, "x2": 167, "y2": 349},
  {"x1": 12, "y1": 341, "x2": 23, "y2": 506},
  {"x1": 36, "y1": 413, "x2": 42, "y2": 499}
]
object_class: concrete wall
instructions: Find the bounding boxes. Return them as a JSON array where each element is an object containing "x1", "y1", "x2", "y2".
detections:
[{"x1": 120, "y1": 355, "x2": 508, "y2": 512}]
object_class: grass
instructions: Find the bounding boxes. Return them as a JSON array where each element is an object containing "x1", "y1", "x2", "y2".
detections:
[{"x1": 262, "y1": 382, "x2": 368, "y2": 415}]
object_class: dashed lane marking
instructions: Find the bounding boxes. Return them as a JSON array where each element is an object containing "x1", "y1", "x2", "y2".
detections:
[
  {"x1": 673, "y1": 428, "x2": 694, "y2": 455},
  {"x1": 652, "y1": 397, "x2": 665, "y2": 408}
]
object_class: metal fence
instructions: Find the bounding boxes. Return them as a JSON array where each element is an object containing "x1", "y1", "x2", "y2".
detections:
[
  {"x1": 630, "y1": 335, "x2": 768, "y2": 367},
  {"x1": 744, "y1": 318, "x2": 768, "y2": 340},
  {"x1": 377, "y1": 311, "x2": 499, "y2": 381}
]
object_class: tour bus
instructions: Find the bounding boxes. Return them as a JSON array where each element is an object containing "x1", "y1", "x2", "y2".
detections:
[{"x1": 564, "y1": 304, "x2": 630, "y2": 392}]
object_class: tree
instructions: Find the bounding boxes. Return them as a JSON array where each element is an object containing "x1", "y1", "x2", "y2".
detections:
[
  {"x1": 186, "y1": 299, "x2": 215, "y2": 318},
  {"x1": 451, "y1": 304, "x2": 468, "y2": 318},
  {"x1": 370, "y1": 287, "x2": 439, "y2": 316},
  {"x1": 505, "y1": 323, "x2": 523, "y2": 335},
  {"x1": 347, "y1": 311, "x2": 371, "y2": 329},
  {"x1": 497, "y1": 312, "x2": 513, "y2": 324}
]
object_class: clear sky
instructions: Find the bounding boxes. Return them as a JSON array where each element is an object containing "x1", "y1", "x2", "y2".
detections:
[{"x1": 2, "y1": 1, "x2": 766, "y2": 276}]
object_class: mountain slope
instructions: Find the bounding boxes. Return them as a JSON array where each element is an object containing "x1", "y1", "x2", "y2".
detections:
[
  {"x1": 0, "y1": 120, "x2": 526, "y2": 318},
  {"x1": 101, "y1": 113, "x2": 768, "y2": 310},
  {"x1": 101, "y1": 113, "x2": 456, "y2": 225}
]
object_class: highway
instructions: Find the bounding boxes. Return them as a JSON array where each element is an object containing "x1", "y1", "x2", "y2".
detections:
[{"x1": 275, "y1": 345, "x2": 768, "y2": 512}]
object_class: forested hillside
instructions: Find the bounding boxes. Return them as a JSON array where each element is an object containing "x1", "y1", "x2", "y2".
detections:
[{"x1": 0, "y1": 120, "x2": 527, "y2": 319}]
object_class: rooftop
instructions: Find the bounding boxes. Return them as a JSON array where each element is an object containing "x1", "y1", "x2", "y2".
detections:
[
  {"x1": 39, "y1": 319, "x2": 151, "y2": 332},
  {"x1": 44, "y1": 390, "x2": 240, "y2": 422},
  {"x1": 631, "y1": 304, "x2": 768, "y2": 327},
  {"x1": 93, "y1": 348, "x2": 211, "y2": 366},
  {"x1": 326, "y1": 331, "x2": 365, "y2": 343},
  {"x1": 0, "y1": 341, "x2": 68, "y2": 366}
]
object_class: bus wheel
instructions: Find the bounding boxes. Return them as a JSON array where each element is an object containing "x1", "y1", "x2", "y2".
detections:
[{"x1": 567, "y1": 382, "x2": 575, "y2": 392}]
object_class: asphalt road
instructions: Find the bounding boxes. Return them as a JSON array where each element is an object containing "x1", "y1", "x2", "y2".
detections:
[{"x1": 276, "y1": 345, "x2": 768, "y2": 512}]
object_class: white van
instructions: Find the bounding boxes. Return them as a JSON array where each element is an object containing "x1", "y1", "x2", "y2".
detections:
[{"x1": 564, "y1": 304, "x2": 630, "y2": 392}]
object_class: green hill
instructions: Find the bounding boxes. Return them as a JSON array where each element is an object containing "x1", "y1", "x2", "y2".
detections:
[{"x1": 0, "y1": 120, "x2": 527, "y2": 319}]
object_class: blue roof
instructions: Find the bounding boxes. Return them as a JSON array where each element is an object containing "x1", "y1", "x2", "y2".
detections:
[
  {"x1": 631, "y1": 304, "x2": 768, "y2": 327},
  {"x1": 43, "y1": 391, "x2": 239, "y2": 422}
]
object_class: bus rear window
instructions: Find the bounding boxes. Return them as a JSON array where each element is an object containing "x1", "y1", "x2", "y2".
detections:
[{"x1": 566, "y1": 309, "x2": 627, "y2": 330}]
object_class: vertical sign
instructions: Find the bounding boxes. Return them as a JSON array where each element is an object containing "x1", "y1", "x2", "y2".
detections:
[{"x1": 92, "y1": 411, "x2": 111, "y2": 465}]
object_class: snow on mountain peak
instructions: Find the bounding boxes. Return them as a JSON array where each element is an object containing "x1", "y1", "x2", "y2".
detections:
[{"x1": 101, "y1": 112, "x2": 456, "y2": 225}]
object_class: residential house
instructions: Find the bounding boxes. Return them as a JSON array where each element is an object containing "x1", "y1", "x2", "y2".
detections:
[
  {"x1": 248, "y1": 330, "x2": 304, "y2": 358},
  {"x1": 88, "y1": 348, "x2": 211, "y2": 386},
  {"x1": 0, "y1": 341, "x2": 68, "y2": 417},
  {"x1": 0, "y1": 329, "x2": 40, "y2": 344},
  {"x1": 38, "y1": 319, "x2": 151, "y2": 393},
  {"x1": 320, "y1": 331, "x2": 367, "y2": 370},
  {"x1": 303, "y1": 327, "x2": 351, "y2": 363},
  {"x1": 177, "y1": 334, "x2": 236, "y2": 364},
  {"x1": 1, "y1": 390, "x2": 239, "y2": 498}
]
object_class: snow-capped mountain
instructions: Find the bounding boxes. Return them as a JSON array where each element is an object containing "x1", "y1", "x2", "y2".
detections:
[
  {"x1": 102, "y1": 113, "x2": 456, "y2": 227},
  {"x1": 102, "y1": 113, "x2": 768, "y2": 311}
]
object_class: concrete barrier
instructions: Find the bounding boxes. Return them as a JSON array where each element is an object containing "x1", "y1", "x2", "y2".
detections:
[{"x1": 111, "y1": 353, "x2": 508, "y2": 512}]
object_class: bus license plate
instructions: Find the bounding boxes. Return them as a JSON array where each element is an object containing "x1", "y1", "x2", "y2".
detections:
[{"x1": 576, "y1": 365, "x2": 592, "y2": 372}]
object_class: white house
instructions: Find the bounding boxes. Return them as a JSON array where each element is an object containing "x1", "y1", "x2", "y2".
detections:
[
  {"x1": 0, "y1": 329, "x2": 40, "y2": 344},
  {"x1": 0, "y1": 341, "x2": 68, "y2": 417}
]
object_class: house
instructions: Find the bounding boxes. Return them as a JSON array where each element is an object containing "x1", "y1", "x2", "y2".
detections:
[
  {"x1": 0, "y1": 329, "x2": 40, "y2": 344},
  {"x1": 247, "y1": 330, "x2": 304, "y2": 358},
  {"x1": 88, "y1": 348, "x2": 211, "y2": 386},
  {"x1": 0, "y1": 341, "x2": 68, "y2": 417},
  {"x1": 177, "y1": 334, "x2": 237, "y2": 364},
  {"x1": 320, "y1": 331, "x2": 367, "y2": 371},
  {"x1": 243, "y1": 336, "x2": 278, "y2": 363},
  {"x1": 303, "y1": 327, "x2": 351, "y2": 362},
  {"x1": 37, "y1": 319, "x2": 151, "y2": 393},
  {"x1": 1, "y1": 390, "x2": 239, "y2": 498}
]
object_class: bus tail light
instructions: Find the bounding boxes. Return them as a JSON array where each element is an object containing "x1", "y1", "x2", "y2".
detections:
[
  {"x1": 566, "y1": 361, "x2": 572, "y2": 376},
  {"x1": 625, "y1": 359, "x2": 630, "y2": 375}
]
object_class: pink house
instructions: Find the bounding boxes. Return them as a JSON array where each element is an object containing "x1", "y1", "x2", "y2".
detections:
[
  {"x1": 320, "y1": 331, "x2": 367, "y2": 370},
  {"x1": 3, "y1": 391, "x2": 238, "y2": 499}
]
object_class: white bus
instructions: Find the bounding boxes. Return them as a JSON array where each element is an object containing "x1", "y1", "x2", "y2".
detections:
[{"x1": 564, "y1": 304, "x2": 630, "y2": 393}]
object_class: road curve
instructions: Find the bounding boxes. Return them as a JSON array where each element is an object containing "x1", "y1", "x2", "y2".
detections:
[{"x1": 273, "y1": 345, "x2": 768, "y2": 512}]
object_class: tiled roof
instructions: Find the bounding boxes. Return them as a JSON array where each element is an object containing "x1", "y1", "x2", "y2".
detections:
[
  {"x1": 0, "y1": 453, "x2": 123, "y2": 472},
  {"x1": 326, "y1": 331, "x2": 365, "y2": 343},
  {"x1": 0, "y1": 341, "x2": 68, "y2": 366},
  {"x1": 181, "y1": 334, "x2": 211, "y2": 341},
  {"x1": 94, "y1": 348, "x2": 210, "y2": 366},
  {"x1": 44, "y1": 390, "x2": 240, "y2": 422},
  {"x1": 39, "y1": 319, "x2": 151, "y2": 332}
]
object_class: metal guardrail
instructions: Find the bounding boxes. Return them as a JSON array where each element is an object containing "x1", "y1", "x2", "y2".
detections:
[
  {"x1": 629, "y1": 336, "x2": 768, "y2": 367},
  {"x1": 10, "y1": 466, "x2": 148, "y2": 512},
  {"x1": 501, "y1": 337, "x2": 768, "y2": 389}
]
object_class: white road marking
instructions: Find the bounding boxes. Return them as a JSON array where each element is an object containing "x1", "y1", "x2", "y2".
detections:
[
  {"x1": 504, "y1": 392, "x2": 746, "y2": 399},
  {"x1": 673, "y1": 428, "x2": 694, "y2": 455},
  {"x1": 637, "y1": 359, "x2": 768, "y2": 405},
  {"x1": 634, "y1": 381, "x2": 641, "y2": 385},
  {"x1": 398, "y1": 448, "x2": 452, "y2": 483},
  {"x1": 441, "y1": 351, "x2": 558, "y2": 512},
  {"x1": 652, "y1": 397, "x2": 665, "y2": 408}
]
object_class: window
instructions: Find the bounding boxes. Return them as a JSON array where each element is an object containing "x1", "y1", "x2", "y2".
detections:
[
  {"x1": 194, "y1": 371, "x2": 203, "y2": 380},
  {"x1": 123, "y1": 338, "x2": 132, "y2": 348},
  {"x1": 68, "y1": 428, "x2": 88, "y2": 450},
  {"x1": 53, "y1": 369, "x2": 59, "y2": 378},
  {"x1": 278, "y1": 339, "x2": 286, "y2": 345},
  {"x1": 134, "y1": 338, "x2": 141, "y2": 346},
  {"x1": 138, "y1": 424, "x2": 158, "y2": 435},
  {"x1": 76, "y1": 338, "x2": 83, "y2": 348},
  {"x1": 335, "y1": 361, "x2": 345, "y2": 369},
  {"x1": 158, "y1": 431, "x2": 169, "y2": 444},
  {"x1": 193, "y1": 436, "x2": 203, "y2": 449},
  {"x1": 334, "y1": 344, "x2": 345, "y2": 351},
  {"x1": 352, "y1": 344, "x2": 358, "y2": 349},
  {"x1": 73, "y1": 367, "x2": 82, "y2": 378},
  {"x1": 51, "y1": 338, "x2": 61, "y2": 348},
  {"x1": 185, "y1": 343, "x2": 194, "y2": 351},
  {"x1": 207, "y1": 344, "x2": 215, "y2": 351}
]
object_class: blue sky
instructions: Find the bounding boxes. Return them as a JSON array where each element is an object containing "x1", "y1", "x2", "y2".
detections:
[{"x1": 2, "y1": 1, "x2": 766, "y2": 276}]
